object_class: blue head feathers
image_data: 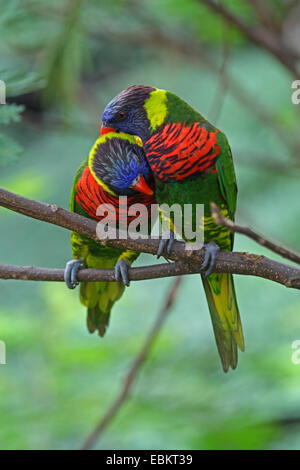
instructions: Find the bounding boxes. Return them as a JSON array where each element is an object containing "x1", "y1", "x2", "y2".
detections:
[
  {"x1": 90, "y1": 134, "x2": 153, "y2": 196},
  {"x1": 102, "y1": 85, "x2": 155, "y2": 142}
]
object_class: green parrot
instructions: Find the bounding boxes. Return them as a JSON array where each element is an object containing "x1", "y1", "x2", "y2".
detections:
[
  {"x1": 101, "y1": 85, "x2": 244, "y2": 371},
  {"x1": 64, "y1": 130, "x2": 155, "y2": 336}
]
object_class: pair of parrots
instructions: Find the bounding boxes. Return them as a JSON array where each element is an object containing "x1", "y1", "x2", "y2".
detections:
[{"x1": 65, "y1": 86, "x2": 244, "y2": 372}]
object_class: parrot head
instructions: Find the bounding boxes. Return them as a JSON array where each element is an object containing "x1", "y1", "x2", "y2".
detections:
[
  {"x1": 102, "y1": 85, "x2": 165, "y2": 142},
  {"x1": 89, "y1": 132, "x2": 154, "y2": 197}
]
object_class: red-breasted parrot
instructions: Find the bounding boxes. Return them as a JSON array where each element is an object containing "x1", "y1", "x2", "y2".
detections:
[
  {"x1": 101, "y1": 85, "x2": 244, "y2": 372},
  {"x1": 65, "y1": 130, "x2": 155, "y2": 336}
]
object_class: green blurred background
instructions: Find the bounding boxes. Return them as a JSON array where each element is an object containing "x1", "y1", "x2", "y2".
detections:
[{"x1": 1, "y1": 0, "x2": 300, "y2": 450}]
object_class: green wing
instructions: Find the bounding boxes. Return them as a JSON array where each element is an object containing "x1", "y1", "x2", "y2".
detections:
[
  {"x1": 69, "y1": 158, "x2": 139, "y2": 337},
  {"x1": 69, "y1": 157, "x2": 88, "y2": 213},
  {"x1": 203, "y1": 130, "x2": 244, "y2": 372},
  {"x1": 216, "y1": 132, "x2": 237, "y2": 222}
]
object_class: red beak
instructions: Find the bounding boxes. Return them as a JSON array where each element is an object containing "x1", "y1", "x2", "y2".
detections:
[
  {"x1": 101, "y1": 126, "x2": 116, "y2": 135},
  {"x1": 133, "y1": 176, "x2": 154, "y2": 196}
]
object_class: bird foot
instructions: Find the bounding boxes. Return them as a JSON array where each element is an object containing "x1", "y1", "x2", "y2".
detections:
[
  {"x1": 115, "y1": 260, "x2": 131, "y2": 287},
  {"x1": 157, "y1": 230, "x2": 175, "y2": 259},
  {"x1": 64, "y1": 259, "x2": 84, "y2": 289},
  {"x1": 201, "y1": 242, "x2": 220, "y2": 277}
]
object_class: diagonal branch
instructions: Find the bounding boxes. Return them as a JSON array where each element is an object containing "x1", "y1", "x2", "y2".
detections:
[
  {"x1": 211, "y1": 203, "x2": 300, "y2": 266},
  {"x1": 1, "y1": 187, "x2": 300, "y2": 289},
  {"x1": 201, "y1": 0, "x2": 299, "y2": 77},
  {"x1": 79, "y1": 276, "x2": 183, "y2": 450},
  {"x1": 246, "y1": 0, "x2": 281, "y2": 34}
]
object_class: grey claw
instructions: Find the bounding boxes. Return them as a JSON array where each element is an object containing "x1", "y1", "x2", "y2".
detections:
[
  {"x1": 157, "y1": 239, "x2": 167, "y2": 259},
  {"x1": 167, "y1": 235, "x2": 175, "y2": 256},
  {"x1": 205, "y1": 262, "x2": 215, "y2": 278},
  {"x1": 200, "y1": 242, "x2": 220, "y2": 277},
  {"x1": 201, "y1": 247, "x2": 211, "y2": 271},
  {"x1": 64, "y1": 259, "x2": 83, "y2": 289},
  {"x1": 115, "y1": 260, "x2": 131, "y2": 287},
  {"x1": 157, "y1": 230, "x2": 175, "y2": 259}
]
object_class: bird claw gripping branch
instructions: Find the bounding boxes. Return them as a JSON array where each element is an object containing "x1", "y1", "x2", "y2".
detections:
[
  {"x1": 157, "y1": 230, "x2": 175, "y2": 259},
  {"x1": 201, "y1": 241, "x2": 220, "y2": 277},
  {"x1": 64, "y1": 259, "x2": 84, "y2": 289},
  {"x1": 114, "y1": 259, "x2": 131, "y2": 287}
]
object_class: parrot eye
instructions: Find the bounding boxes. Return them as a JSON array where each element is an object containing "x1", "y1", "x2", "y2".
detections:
[
  {"x1": 115, "y1": 112, "x2": 127, "y2": 122},
  {"x1": 130, "y1": 175, "x2": 139, "y2": 188}
]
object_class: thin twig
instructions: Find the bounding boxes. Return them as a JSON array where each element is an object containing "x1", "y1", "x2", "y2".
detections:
[
  {"x1": 201, "y1": 0, "x2": 299, "y2": 77},
  {"x1": 209, "y1": 21, "x2": 231, "y2": 123},
  {"x1": 211, "y1": 203, "x2": 300, "y2": 266},
  {"x1": 246, "y1": 0, "x2": 281, "y2": 34},
  {"x1": 80, "y1": 276, "x2": 183, "y2": 450},
  {"x1": 1, "y1": 188, "x2": 300, "y2": 289}
]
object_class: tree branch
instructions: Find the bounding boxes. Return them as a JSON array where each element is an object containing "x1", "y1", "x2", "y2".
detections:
[
  {"x1": 246, "y1": 0, "x2": 281, "y2": 34},
  {"x1": 211, "y1": 203, "x2": 300, "y2": 266},
  {"x1": 1, "y1": 187, "x2": 300, "y2": 289},
  {"x1": 80, "y1": 276, "x2": 183, "y2": 450},
  {"x1": 0, "y1": 262, "x2": 198, "y2": 282},
  {"x1": 201, "y1": 0, "x2": 299, "y2": 77}
]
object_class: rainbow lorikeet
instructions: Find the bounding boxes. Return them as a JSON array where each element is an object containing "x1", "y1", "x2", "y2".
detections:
[
  {"x1": 101, "y1": 85, "x2": 244, "y2": 372},
  {"x1": 64, "y1": 130, "x2": 155, "y2": 337}
]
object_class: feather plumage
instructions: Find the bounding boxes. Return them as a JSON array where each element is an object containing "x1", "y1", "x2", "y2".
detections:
[
  {"x1": 102, "y1": 86, "x2": 244, "y2": 371},
  {"x1": 69, "y1": 132, "x2": 155, "y2": 336}
]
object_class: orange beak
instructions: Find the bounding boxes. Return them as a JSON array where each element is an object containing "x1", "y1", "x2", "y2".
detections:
[
  {"x1": 132, "y1": 175, "x2": 154, "y2": 196},
  {"x1": 101, "y1": 126, "x2": 116, "y2": 135}
]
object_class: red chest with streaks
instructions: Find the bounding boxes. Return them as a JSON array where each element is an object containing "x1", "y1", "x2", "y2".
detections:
[
  {"x1": 75, "y1": 166, "x2": 155, "y2": 227},
  {"x1": 144, "y1": 122, "x2": 220, "y2": 182}
]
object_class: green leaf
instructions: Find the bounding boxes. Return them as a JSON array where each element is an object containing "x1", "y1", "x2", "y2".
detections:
[
  {"x1": 0, "y1": 133, "x2": 22, "y2": 167},
  {"x1": 0, "y1": 104, "x2": 24, "y2": 124}
]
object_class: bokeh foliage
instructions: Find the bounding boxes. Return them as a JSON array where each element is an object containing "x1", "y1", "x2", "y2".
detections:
[{"x1": 0, "y1": 0, "x2": 300, "y2": 450}]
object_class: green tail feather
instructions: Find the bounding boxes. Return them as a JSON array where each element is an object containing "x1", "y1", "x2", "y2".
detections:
[
  {"x1": 80, "y1": 278, "x2": 125, "y2": 337},
  {"x1": 201, "y1": 272, "x2": 244, "y2": 372},
  {"x1": 71, "y1": 232, "x2": 139, "y2": 337}
]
